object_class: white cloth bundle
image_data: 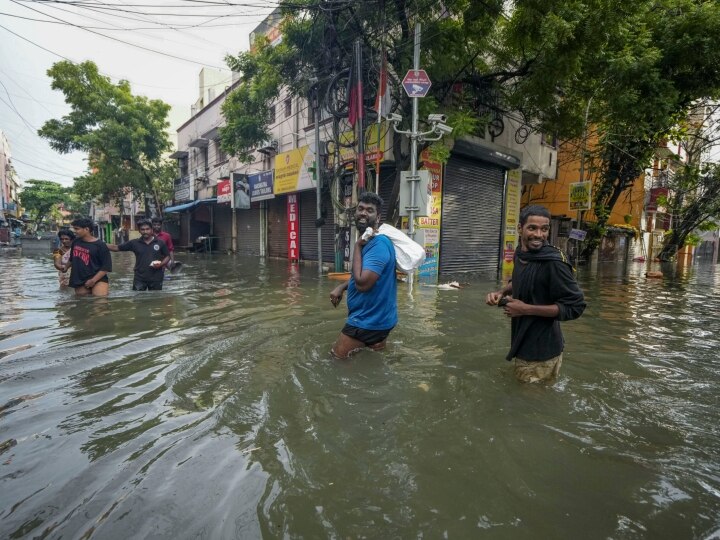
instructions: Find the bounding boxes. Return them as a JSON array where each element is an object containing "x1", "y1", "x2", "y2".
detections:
[{"x1": 363, "y1": 224, "x2": 426, "y2": 273}]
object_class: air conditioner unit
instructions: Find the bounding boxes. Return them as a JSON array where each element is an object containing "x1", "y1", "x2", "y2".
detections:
[{"x1": 257, "y1": 139, "x2": 279, "y2": 155}]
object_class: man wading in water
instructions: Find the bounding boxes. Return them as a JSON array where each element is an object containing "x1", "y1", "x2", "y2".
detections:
[
  {"x1": 329, "y1": 192, "x2": 398, "y2": 358},
  {"x1": 108, "y1": 219, "x2": 170, "y2": 291},
  {"x1": 63, "y1": 217, "x2": 112, "y2": 297},
  {"x1": 486, "y1": 205, "x2": 586, "y2": 383}
]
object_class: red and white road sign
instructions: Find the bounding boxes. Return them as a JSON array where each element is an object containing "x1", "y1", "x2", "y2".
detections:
[{"x1": 402, "y1": 69, "x2": 432, "y2": 98}]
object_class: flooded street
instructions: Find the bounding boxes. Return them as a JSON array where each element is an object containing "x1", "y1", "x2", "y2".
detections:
[{"x1": 1, "y1": 252, "x2": 719, "y2": 539}]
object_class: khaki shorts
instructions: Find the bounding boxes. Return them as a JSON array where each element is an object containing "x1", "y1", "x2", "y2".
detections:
[{"x1": 513, "y1": 354, "x2": 563, "y2": 383}]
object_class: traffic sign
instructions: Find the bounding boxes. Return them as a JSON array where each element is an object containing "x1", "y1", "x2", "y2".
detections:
[{"x1": 402, "y1": 69, "x2": 432, "y2": 98}]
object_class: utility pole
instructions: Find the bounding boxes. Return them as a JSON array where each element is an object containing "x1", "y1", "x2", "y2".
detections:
[
  {"x1": 408, "y1": 23, "x2": 421, "y2": 238},
  {"x1": 389, "y1": 23, "x2": 452, "y2": 239},
  {"x1": 231, "y1": 174, "x2": 237, "y2": 252},
  {"x1": 312, "y1": 84, "x2": 323, "y2": 276}
]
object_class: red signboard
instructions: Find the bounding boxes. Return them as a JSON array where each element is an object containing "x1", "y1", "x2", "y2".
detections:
[
  {"x1": 402, "y1": 69, "x2": 432, "y2": 98},
  {"x1": 217, "y1": 179, "x2": 232, "y2": 204},
  {"x1": 287, "y1": 194, "x2": 299, "y2": 261}
]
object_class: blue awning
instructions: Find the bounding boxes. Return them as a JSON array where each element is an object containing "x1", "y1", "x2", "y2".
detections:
[{"x1": 164, "y1": 198, "x2": 217, "y2": 213}]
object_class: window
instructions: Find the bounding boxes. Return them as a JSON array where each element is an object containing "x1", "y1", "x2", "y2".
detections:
[
  {"x1": 285, "y1": 98, "x2": 292, "y2": 118},
  {"x1": 541, "y1": 132, "x2": 558, "y2": 149},
  {"x1": 214, "y1": 139, "x2": 227, "y2": 164},
  {"x1": 269, "y1": 105, "x2": 276, "y2": 124}
]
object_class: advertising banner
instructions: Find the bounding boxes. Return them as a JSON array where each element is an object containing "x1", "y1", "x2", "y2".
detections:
[
  {"x1": 232, "y1": 173, "x2": 251, "y2": 209},
  {"x1": 174, "y1": 175, "x2": 193, "y2": 202},
  {"x1": 416, "y1": 149, "x2": 443, "y2": 283},
  {"x1": 287, "y1": 194, "x2": 299, "y2": 261},
  {"x1": 217, "y1": 179, "x2": 232, "y2": 204},
  {"x1": 569, "y1": 181, "x2": 592, "y2": 211},
  {"x1": 502, "y1": 169, "x2": 522, "y2": 277},
  {"x1": 334, "y1": 122, "x2": 389, "y2": 166},
  {"x1": 275, "y1": 145, "x2": 315, "y2": 195},
  {"x1": 248, "y1": 170, "x2": 274, "y2": 202}
]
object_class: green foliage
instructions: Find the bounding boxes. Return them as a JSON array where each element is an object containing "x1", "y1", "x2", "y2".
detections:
[
  {"x1": 38, "y1": 60, "x2": 174, "y2": 212},
  {"x1": 19, "y1": 179, "x2": 70, "y2": 227}
]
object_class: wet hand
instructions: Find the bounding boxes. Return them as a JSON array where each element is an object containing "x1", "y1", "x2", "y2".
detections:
[
  {"x1": 150, "y1": 260, "x2": 163, "y2": 269},
  {"x1": 486, "y1": 291, "x2": 502, "y2": 305},
  {"x1": 503, "y1": 298, "x2": 527, "y2": 317},
  {"x1": 330, "y1": 289, "x2": 344, "y2": 307}
]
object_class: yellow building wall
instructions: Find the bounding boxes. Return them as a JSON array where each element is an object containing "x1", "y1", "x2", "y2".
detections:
[{"x1": 522, "y1": 140, "x2": 645, "y2": 229}]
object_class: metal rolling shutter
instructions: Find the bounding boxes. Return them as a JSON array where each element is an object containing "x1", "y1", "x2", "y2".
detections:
[
  {"x1": 440, "y1": 155, "x2": 505, "y2": 278},
  {"x1": 377, "y1": 167, "x2": 396, "y2": 223},
  {"x1": 236, "y1": 206, "x2": 262, "y2": 256},
  {"x1": 267, "y1": 196, "x2": 288, "y2": 258},
  {"x1": 299, "y1": 190, "x2": 336, "y2": 263}
]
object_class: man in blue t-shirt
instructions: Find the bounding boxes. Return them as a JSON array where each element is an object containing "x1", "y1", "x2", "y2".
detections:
[{"x1": 330, "y1": 192, "x2": 398, "y2": 358}]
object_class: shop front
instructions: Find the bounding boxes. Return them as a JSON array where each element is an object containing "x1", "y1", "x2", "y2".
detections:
[{"x1": 439, "y1": 138, "x2": 521, "y2": 278}]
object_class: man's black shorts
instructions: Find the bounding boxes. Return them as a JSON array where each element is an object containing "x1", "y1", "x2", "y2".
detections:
[
  {"x1": 133, "y1": 279, "x2": 163, "y2": 291},
  {"x1": 341, "y1": 323, "x2": 393, "y2": 346}
]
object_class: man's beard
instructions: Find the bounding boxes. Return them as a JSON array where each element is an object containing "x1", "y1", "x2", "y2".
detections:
[{"x1": 355, "y1": 218, "x2": 376, "y2": 234}]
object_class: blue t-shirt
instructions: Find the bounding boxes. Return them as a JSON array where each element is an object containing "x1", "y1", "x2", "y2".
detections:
[{"x1": 346, "y1": 235, "x2": 398, "y2": 330}]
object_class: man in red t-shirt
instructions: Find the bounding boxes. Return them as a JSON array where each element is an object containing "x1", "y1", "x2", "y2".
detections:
[{"x1": 151, "y1": 217, "x2": 175, "y2": 269}]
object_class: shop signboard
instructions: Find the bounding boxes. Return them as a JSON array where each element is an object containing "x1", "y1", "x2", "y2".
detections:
[
  {"x1": 274, "y1": 144, "x2": 315, "y2": 195},
  {"x1": 247, "y1": 170, "x2": 274, "y2": 202},
  {"x1": 216, "y1": 179, "x2": 232, "y2": 204},
  {"x1": 569, "y1": 181, "x2": 592, "y2": 211},
  {"x1": 174, "y1": 175, "x2": 193, "y2": 202},
  {"x1": 332, "y1": 122, "x2": 389, "y2": 166},
  {"x1": 502, "y1": 169, "x2": 522, "y2": 277},
  {"x1": 287, "y1": 194, "x2": 299, "y2": 261},
  {"x1": 416, "y1": 148, "x2": 443, "y2": 283}
]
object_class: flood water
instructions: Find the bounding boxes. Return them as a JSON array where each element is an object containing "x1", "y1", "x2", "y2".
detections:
[{"x1": 1, "y1": 251, "x2": 719, "y2": 539}]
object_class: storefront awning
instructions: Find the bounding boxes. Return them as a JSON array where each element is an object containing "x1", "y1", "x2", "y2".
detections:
[{"x1": 164, "y1": 198, "x2": 217, "y2": 213}]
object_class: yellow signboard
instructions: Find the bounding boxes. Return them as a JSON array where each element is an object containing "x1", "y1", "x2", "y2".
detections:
[
  {"x1": 274, "y1": 145, "x2": 315, "y2": 195},
  {"x1": 502, "y1": 169, "x2": 522, "y2": 277},
  {"x1": 332, "y1": 122, "x2": 389, "y2": 165},
  {"x1": 569, "y1": 181, "x2": 592, "y2": 211}
]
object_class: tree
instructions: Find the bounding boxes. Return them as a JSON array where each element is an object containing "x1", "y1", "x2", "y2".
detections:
[
  {"x1": 502, "y1": 0, "x2": 720, "y2": 259},
  {"x1": 657, "y1": 101, "x2": 720, "y2": 260},
  {"x1": 19, "y1": 179, "x2": 70, "y2": 230},
  {"x1": 220, "y1": 0, "x2": 720, "y2": 249},
  {"x1": 38, "y1": 61, "x2": 174, "y2": 215}
]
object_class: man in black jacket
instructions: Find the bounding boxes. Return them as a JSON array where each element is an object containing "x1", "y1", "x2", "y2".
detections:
[{"x1": 486, "y1": 205, "x2": 586, "y2": 382}]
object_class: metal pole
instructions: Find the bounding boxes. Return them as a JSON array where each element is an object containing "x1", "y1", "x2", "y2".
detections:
[
  {"x1": 408, "y1": 22, "x2": 421, "y2": 239},
  {"x1": 313, "y1": 86, "x2": 323, "y2": 276},
  {"x1": 231, "y1": 174, "x2": 237, "y2": 253}
]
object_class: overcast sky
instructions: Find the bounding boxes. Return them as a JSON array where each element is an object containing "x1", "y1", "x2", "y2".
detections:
[{"x1": 1, "y1": 0, "x2": 274, "y2": 187}]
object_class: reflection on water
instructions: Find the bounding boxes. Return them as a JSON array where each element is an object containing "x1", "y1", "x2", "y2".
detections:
[{"x1": 1, "y1": 252, "x2": 719, "y2": 538}]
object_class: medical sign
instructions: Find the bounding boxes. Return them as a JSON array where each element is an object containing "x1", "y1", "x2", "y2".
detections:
[
  {"x1": 569, "y1": 181, "x2": 592, "y2": 211},
  {"x1": 402, "y1": 69, "x2": 432, "y2": 98},
  {"x1": 287, "y1": 194, "x2": 299, "y2": 261}
]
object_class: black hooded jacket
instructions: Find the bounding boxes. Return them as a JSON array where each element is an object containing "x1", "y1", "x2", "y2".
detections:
[{"x1": 506, "y1": 244, "x2": 586, "y2": 361}]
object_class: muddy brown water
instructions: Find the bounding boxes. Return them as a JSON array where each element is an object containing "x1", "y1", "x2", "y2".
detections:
[{"x1": 1, "y1": 251, "x2": 719, "y2": 538}]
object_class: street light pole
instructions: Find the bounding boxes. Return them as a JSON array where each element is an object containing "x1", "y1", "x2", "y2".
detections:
[
  {"x1": 408, "y1": 22, "x2": 421, "y2": 239},
  {"x1": 312, "y1": 85, "x2": 323, "y2": 276}
]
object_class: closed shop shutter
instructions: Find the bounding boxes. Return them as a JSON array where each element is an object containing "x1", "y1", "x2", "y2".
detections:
[
  {"x1": 214, "y1": 204, "x2": 233, "y2": 251},
  {"x1": 377, "y1": 166, "x2": 396, "y2": 223},
  {"x1": 236, "y1": 206, "x2": 262, "y2": 255},
  {"x1": 267, "y1": 196, "x2": 287, "y2": 258},
  {"x1": 440, "y1": 155, "x2": 505, "y2": 278},
  {"x1": 299, "y1": 190, "x2": 336, "y2": 263}
]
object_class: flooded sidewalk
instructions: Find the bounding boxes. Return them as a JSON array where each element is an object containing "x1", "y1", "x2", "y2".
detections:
[{"x1": 1, "y1": 252, "x2": 719, "y2": 538}]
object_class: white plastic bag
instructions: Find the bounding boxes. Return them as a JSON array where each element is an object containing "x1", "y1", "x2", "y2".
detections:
[{"x1": 375, "y1": 223, "x2": 426, "y2": 273}]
